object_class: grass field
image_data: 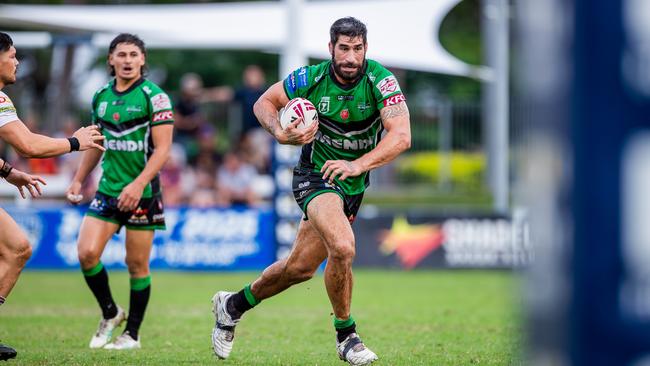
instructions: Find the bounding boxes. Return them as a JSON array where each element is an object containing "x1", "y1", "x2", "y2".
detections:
[{"x1": 0, "y1": 270, "x2": 522, "y2": 365}]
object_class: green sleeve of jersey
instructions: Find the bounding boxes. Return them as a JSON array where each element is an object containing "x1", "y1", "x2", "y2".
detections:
[
  {"x1": 370, "y1": 62, "x2": 406, "y2": 110},
  {"x1": 147, "y1": 84, "x2": 175, "y2": 126},
  {"x1": 283, "y1": 65, "x2": 320, "y2": 100}
]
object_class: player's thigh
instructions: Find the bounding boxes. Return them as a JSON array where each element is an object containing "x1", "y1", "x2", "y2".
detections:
[
  {"x1": 77, "y1": 216, "x2": 120, "y2": 257},
  {"x1": 285, "y1": 218, "x2": 328, "y2": 271},
  {"x1": 305, "y1": 192, "x2": 354, "y2": 250},
  {"x1": 124, "y1": 229, "x2": 154, "y2": 265},
  {"x1": 0, "y1": 208, "x2": 30, "y2": 258}
]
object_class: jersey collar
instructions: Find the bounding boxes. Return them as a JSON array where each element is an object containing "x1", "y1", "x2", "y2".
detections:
[{"x1": 111, "y1": 77, "x2": 145, "y2": 96}]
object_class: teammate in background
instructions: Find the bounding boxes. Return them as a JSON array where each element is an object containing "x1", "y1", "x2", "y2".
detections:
[
  {"x1": 0, "y1": 31, "x2": 105, "y2": 361},
  {"x1": 66, "y1": 33, "x2": 173, "y2": 350},
  {"x1": 211, "y1": 17, "x2": 411, "y2": 365}
]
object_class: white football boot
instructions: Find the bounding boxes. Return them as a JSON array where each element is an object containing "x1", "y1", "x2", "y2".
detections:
[
  {"x1": 89, "y1": 306, "x2": 126, "y2": 349},
  {"x1": 211, "y1": 291, "x2": 239, "y2": 359},
  {"x1": 104, "y1": 331, "x2": 141, "y2": 350},
  {"x1": 337, "y1": 333, "x2": 378, "y2": 366}
]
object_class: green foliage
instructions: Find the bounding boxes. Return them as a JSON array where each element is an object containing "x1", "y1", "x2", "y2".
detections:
[
  {"x1": 1, "y1": 270, "x2": 521, "y2": 365},
  {"x1": 396, "y1": 151, "x2": 486, "y2": 190},
  {"x1": 439, "y1": 0, "x2": 481, "y2": 65}
]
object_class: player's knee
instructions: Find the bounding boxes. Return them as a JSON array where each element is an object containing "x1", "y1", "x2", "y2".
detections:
[
  {"x1": 125, "y1": 256, "x2": 149, "y2": 277},
  {"x1": 13, "y1": 237, "x2": 32, "y2": 267},
  {"x1": 328, "y1": 239, "x2": 355, "y2": 263},
  {"x1": 77, "y1": 247, "x2": 101, "y2": 268}
]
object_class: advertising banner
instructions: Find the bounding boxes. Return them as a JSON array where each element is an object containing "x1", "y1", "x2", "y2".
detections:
[
  {"x1": 353, "y1": 210, "x2": 531, "y2": 269},
  {"x1": 6, "y1": 206, "x2": 276, "y2": 270}
]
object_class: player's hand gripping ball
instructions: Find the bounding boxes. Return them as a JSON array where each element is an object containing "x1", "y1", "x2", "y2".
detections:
[{"x1": 280, "y1": 98, "x2": 318, "y2": 130}]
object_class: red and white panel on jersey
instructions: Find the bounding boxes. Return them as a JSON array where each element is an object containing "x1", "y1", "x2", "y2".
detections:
[{"x1": 0, "y1": 91, "x2": 19, "y2": 128}]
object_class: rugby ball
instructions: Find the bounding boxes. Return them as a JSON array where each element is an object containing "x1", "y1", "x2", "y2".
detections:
[{"x1": 279, "y1": 98, "x2": 318, "y2": 130}]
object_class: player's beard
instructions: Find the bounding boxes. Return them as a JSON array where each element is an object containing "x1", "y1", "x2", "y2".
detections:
[{"x1": 331, "y1": 54, "x2": 365, "y2": 83}]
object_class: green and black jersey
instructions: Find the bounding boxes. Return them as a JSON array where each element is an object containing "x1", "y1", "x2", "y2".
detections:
[
  {"x1": 283, "y1": 59, "x2": 405, "y2": 195},
  {"x1": 91, "y1": 78, "x2": 174, "y2": 198}
]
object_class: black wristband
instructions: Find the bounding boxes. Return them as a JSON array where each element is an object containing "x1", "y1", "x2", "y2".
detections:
[
  {"x1": 0, "y1": 160, "x2": 13, "y2": 179},
  {"x1": 67, "y1": 137, "x2": 80, "y2": 152}
]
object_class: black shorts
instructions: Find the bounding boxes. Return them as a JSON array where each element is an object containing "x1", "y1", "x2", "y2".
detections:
[
  {"x1": 292, "y1": 167, "x2": 364, "y2": 224},
  {"x1": 86, "y1": 191, "x2": 166, "y2": 231}
]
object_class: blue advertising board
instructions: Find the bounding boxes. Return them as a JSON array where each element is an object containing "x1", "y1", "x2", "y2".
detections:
[{"x1": 6, "y1": 206, "x2": 276, "y2": 271}]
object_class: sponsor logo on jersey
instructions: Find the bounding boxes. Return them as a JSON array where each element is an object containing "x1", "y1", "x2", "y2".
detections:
[
  {"x1": 319, "y1": 97, "x2": 330, "y2": 113},
  {"x1": 314, "y1": 72, "x2": 325, "y2": 83},
  {"x1": 315, "y1": 131, "x2": 374, "y2": 151},
  {"x1": 357, "y1": 102, "x2": 372, "y2": 111},
  {"x1": 112, "y1": 99, "x2": 124, "y2": 106},
  {"x1": 285, "y1": 72, "x2": 297, "y2": 94},
  {"x1": 367, "y1": 72, "x2": 376, "y2": 82},
  {"x1": 377, "y1": 75, "x2": 400, "y2": 97},
  {"x1": 151, "y1": 93, "x2": 172, "y2": 112},
  {"x1": 153, "y1": 213, "x2": 165, "y2": 222},
  {"x1": 298, "y1": 181, "x2": 310, "y2": 189},
  {"x1": 297, "y1": 67, "x2": 309, "y2": 88},
  {"x1": 340, "y1": 109, "x2": 349, "y2": 120},
  {"x1": 153, "y1": 110, "x2": 173, "y2": 122},
  {"x1": 126, "y1": 105, "x2": 142, "y2": 113},
  {"x1": 106, "y1": 139, "x2": 145, "y2": 152},
  {"x1": 98, "y1": 101, "x2": 108, "y2": 117},
  {"x1": 383, "y1": 93, "x2": 406, "y2": 107},
  {"x1": 142, "y1": 86, "x2": 152, "y2": 95},
  {"x1": 112, "y1": 112, "x2": 120, "y2": 122},
  {"x1": 337, "y1": 95, "x2": 354, "y2": 101}
]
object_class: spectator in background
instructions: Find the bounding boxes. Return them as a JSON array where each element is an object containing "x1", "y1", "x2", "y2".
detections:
[
  {"x1": 175, "y1": 73, "x2": 230, "y2": 164},
  {"x1": 174, "y1": 73, "x2": 206, "y2": 162},
  {"x1": 233, "y1": 65, "x2": 266, "y2": 141},
  {"x1": 216, "y1": 149, "x2": 258, "y2": 206},
  {"x1": 160, "y1": 144, "x2": 186, "y2": 207},
  {"x1": 233, "y1": 65, "x2": 272, "y2": 173},
  {"x1": 189, "y1": 128, "x2": 222, "y2": 175}
]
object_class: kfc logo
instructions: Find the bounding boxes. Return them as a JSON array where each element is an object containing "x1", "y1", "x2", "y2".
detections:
[
  {"x1": 153, "y1": 110, "x2": 173, "y2": 122},
  {"x1": 383, "y1": 94, "x2": 406, "y2": 107},
  {"x1": 377, "y1": 76, "x2": 401, "y2": 97},
  {"x1": 151, "y1": 93, "x2": 172, "y2": 112}
]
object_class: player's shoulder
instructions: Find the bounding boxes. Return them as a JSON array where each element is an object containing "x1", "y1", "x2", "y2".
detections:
[
  {"x1": 140, "y1": 79, "x2": 173, "y2": 112},
  {"x1": 95, "y1": 81, "x2": 112, "y2": 95},
  {"x1": 0, "y1": 90, "x2": 13, "y2": 106},
  {"x1": 365, "y1": 59, "x2": 394, "y2": 84},
  {"x1": 139, "y1": 79, "x2": 168, "y2": 96},
  {"x1": 92, "y1": 81, "x2": 112, "y2": 103},
  {"x1": 286, "y1": 61, "x2": 327, "y2": 96}
]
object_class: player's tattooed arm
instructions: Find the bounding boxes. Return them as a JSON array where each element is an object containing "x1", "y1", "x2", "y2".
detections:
[
  {"x1": 254, "y1": 81, "x2": 288, "y2": 140},
  {"x1": 380, "y1": 102, "x2": 410, "y2": 120},
  {"x1": 257, "y1": 107, "x2": 281, "y2": 137}
]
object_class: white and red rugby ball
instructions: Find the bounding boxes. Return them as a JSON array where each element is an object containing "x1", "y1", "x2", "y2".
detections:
[{"x1": 280, "y1": 98, "x2": 318, "y2": 129}]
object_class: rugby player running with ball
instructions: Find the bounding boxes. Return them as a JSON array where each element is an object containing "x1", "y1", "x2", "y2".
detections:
[{"x1": 211, "y1": 17, "x2": 411, "y2": 365}]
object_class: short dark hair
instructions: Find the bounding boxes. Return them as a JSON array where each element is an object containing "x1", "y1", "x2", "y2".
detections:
[
  {"x1": 330, "y1": 17, "x2": 367, "y2": 45},
  {"x1": 0, "y1": 32, "x2": 13, "y2": 53},
  {"x1": 107, "y1": 33, "x2": 147, "y2": 77}
]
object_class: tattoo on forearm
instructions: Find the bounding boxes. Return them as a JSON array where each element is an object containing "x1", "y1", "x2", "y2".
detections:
[
  {"x1": 381, "y1": 102, "x2": 409, "y2": 120},
  {"x1": 260, "y1": 112, "x2": 279, "y2": 136}
]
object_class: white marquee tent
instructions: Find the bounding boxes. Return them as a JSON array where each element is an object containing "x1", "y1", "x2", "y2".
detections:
[{"x1": 0, "y1": 0, "x2": 487, "y2": 79}]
